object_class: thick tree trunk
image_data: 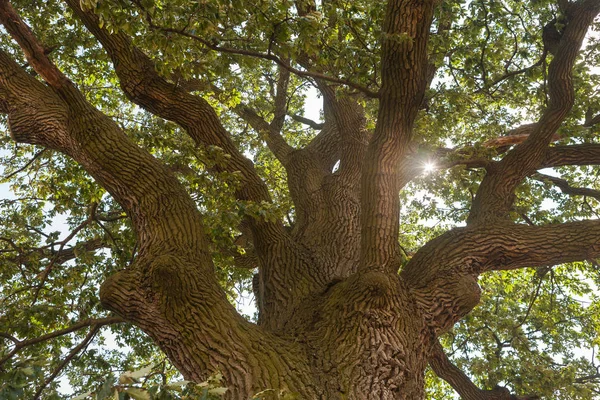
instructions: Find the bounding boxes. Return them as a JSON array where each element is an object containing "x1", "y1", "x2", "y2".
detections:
[{"x1": 102, "y1": 259, "x2": 434, "y2": 399}]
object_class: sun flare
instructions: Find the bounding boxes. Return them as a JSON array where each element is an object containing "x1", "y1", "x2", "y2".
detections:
[{"x1": 423, "y1": 162, "x2": 436, "y2": 173}]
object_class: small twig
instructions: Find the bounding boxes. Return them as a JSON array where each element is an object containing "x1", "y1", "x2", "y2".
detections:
[
  {"x1": 129, "y1": 0, "x2": 379, "y2": 98},
  {"x1": 513, "y1": 277, "x2": 544, "y2": 330},
  {"x1": 32, "y1": 325, "x2": 100, "y2": 399},
  {"x1": 0, "y1": 332, "x2": 19, "y2": 344},
  {"x1": 31, "y1": 212, "x2": 94, "y2": 305},
  {"x1": 1, "y1": 148, "x2": 47, "y2": 181},
  {"x1": 0, "y1": 316, "x2": 125, "y2": 368}
]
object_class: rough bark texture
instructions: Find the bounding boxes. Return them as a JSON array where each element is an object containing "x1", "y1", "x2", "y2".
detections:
[{"x1": 1, "y1": 0, "x2": 600, "y2": 398}]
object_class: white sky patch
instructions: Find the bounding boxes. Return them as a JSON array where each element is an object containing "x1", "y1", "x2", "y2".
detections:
[{"x1": 303, "y1": 85, "x2": 323, "y2": 123}]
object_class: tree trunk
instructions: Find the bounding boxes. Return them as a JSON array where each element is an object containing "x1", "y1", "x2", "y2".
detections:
[{"x1": 102, "y1": 260, "x2": 433, "y2": 399}]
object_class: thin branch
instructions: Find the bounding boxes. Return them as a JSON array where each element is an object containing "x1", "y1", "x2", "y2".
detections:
[
  {"x1": 0, "y1": 332, "x2": 19, "y2": 344},
  {"x1": 482, "y1": 54, "x2": 547, "y2": 91},
  {"x1": 575, "y1": 372, "x2": 600, "y2": 384},
  {"x1": 32, "y1": 210, "x2": 95, "y2": 304},
  {"x1": 32, "y1": 325, "x2": 100, "y2": 399},
  {"x1": 291, "y1": 114, "x2": 324, "y2": 129},
  {"x1": 130, "y1": 0, "x2": 378, "y2": 98},
  {"x1": 211, "y1": 83, "x2": 293, "y2": 164},
  {"x1": 0, "y1": 317, "x2": 125, "y2": 368},
  {"x1": 513, "y1": 276, "x2": 544, "y2": 331},
  {"x1": 1, "y1": 148, "x2": 47, "y2": 181},
  {"x1": 429, "y1": 340, "x2": 540, "y2": 400},
  {"x1": 533, "y1": 172, "x2": 600, "y2": 201}
]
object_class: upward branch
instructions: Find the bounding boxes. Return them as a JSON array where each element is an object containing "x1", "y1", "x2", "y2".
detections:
[
  {"x1": 63, "y1": 0, "x2": 272, "y2": 206},
  {"x1": 0, "y1": 2, "x2": 207, "y2": 258},
  {"x1": 359, "y1": 0, "x2": 436, "y2": 274},
  {"x1": 468, "y1": 0, "x2": 600, "y2": 223}
]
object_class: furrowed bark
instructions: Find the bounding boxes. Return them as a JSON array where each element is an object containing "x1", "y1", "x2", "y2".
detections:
[
  {"x1": 543, "y1": 143, "x2": 600, "y2": 167},
  {"x1": 5, "y1": 0, "x2": 599, "y2": 398},
  {"x1": 273, "y1": 0, "x2": 368, "y2": 278},
  {"x1": 62, "y1": 0, "x2": 271, "y2": 207},
  {"x1": 319, "y1": 85, "x2": 368, "y2": 182},
  {"x1": 291, "y1": 87, "x2": 366, "y2": 277},
  {"x1": 468, "y1": 0, "x2": 600, "y2": 223},
  {"x1": 359, "y1": 0, "x2": 436, "y2": 274}
]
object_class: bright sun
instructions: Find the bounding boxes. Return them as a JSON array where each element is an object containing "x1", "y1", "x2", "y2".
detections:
[{"x1": 423, "y1": 162, "x2": 436, "y2": 173}]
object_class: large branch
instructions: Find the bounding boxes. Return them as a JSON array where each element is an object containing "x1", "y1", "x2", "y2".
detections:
[
  {"x1": 359, "y1": 0, "x2": 436, "y2": 274},
  {"x1": 406, "y1": 220, "x2": 600, "y2": 282},
  {"x1": 63, "y1": 0, "x2": 272, "y2": 207},
  {"x1": 468, "y1": 0, "x2": 600, "y2": 223},
  {"x1": 402, "y1": 219, "x2": 600, "y2": 332},
  {"x1": 302, "y1": 88, "x2": 342, "y2": 171},
  {"x1": 429, "y1": 341, "x2": 539, "y2": 400},
  {"x1": 0, "y1": 27, "x2": 208, "y2": 262},
  {"x1": 413, "y1": 141, "x2": 600, "y2": 181},
  {"x1": 543, "y1": 143, "x2": 600, "y2": 167},
  {"x1": 318, "y1": 84, "x2": 368, "y2": 181}
]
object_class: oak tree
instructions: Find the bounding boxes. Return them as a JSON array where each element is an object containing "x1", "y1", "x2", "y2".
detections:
[{"x1": 1, "y1": 0, "x2": 600, "y2": 398}]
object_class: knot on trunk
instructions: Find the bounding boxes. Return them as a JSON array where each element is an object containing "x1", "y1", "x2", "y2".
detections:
[
  {"x1": 360, "y1": 271, "x2": 395, "y2": 298},
  {"x1": 412, "y1": 273, "x2": 481, "y2": 333},
  {"x1": 8, "y1": 100, "x2": 68, "y2": 147},
  {"x1": 99, "y1": 267, "x2": 145, "y2": 320}
]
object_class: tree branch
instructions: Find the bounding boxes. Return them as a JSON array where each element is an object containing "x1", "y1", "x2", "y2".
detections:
[
  {"x1": 62, "y1": 0, "x2": 330, "y2": 332},
  {"x1": 0, "y1": 4, "x2": 318, "y2": 385},
  {"x1": 64, "y1": 0, "x2": 274, "y2": 203},
  {"x1": 61, "y1": 1, "x2": 311, "y2": 264},
  {"x1": 319, "y1": 84, "x2": 368, "y2": 180},
  {"x1": 291, "y1": 114, "x2": 324, "y2": 130},
  {"x1": 543, "y1": 144, "x2": 600, "y2": 167},
  {"x1": 533, "y1": 173, "x2": 600, "y2": 201},
  {"x1": 403, "y1": 218, "x2": 600, "y2": 333},
  {"x1": 211, "y1": 81, "x2": 294, "y2": 165},
  {"x1": 0, "y1": 148, "x2": 47, "y2": 181},
  {"x1": 0, "y1": 317, "x2": 125, "y2": 368},
  {"x1": 468, "y1": 0, "x2": 600, "y2": 223},
  {"x1": 129, "y1": 0, "x2": 378, "y2": 98},
  {"x1": 33, "y1": 324, "x2": 100, "y2": 399},
  {"x1": 359, "y1": 0, "x2": 437, "y2": 274},
  {"x1": 0, "y1": 0, "x2": 69, "y2": 90},
  {"x1": 429, "y1": 340, "x2": 539, "y2": 400}
]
